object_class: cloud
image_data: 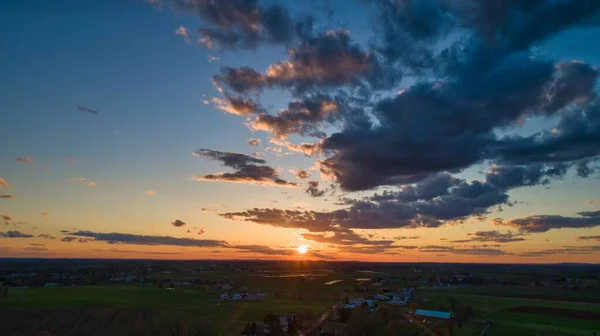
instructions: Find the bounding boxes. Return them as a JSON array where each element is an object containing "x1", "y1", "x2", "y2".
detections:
[
  {"x1": 77, "y1": 105, "x2": 99, "y2": 114},
  {"x1": 171, "y1": 219, "x2": 186, "y2": 227},
  {"x1": 65, "y1": 231, "x2": 225, "y2": 248},
  {"x1": 520, "y1": 245, "x2": 600, "y2": 257},
  {"x1": 192, "y1": 149, "x2": 298, "y2": 187},
  {"x1": 302, "y1": 229, "x2": 394, "y2": 246},
  {"x1": 0, "y1": 194, "x2": 14, "y2": 199},
  {"x1": 67, "y1": 157, "x2": 77, "y2": 164},
  {"x1": 247, "y1": 138, "x2": 261, "y2": 146},
  {"x1": 231, "y1": 244, "x2": 295, "y2": 256},
  {"x1": 450, "y1": 230, "x2": 526, "y2": 243},
  {"x1": 0, "y1": 178, "x2": 9, "y2": 189},
  {"x1": 586, "y1": 200, "x2": 600, "y2": 205},
  {"x1": 207, "y1": 95, "x2": 264, "y2": 116},
  {"x1": 214, "y1": 32, "x2": 380, "y2": 95},
  {"x1": 38, "y1": 234, "x2": 56, "y2": 240},
  {"x1": 70, "y1": 178, "x2": 96, "y2": 187},
  {"x1": 0, "y1": 231, "x2": 34, "y2": 238},
  {"x1": 23, "y1": 246, "x2": 49, "y2": 252},
  {"x1": 175, "y1": 25, "x2": 190, "y2": 43},
  {"x1": 207, "y1": 55, "x2": 219, "y2": 63},
  {"x1": 200, "y1": 208, "x2": 218, "y2": 213},
  {"x1": 41, "y1": 211, "x2": 49, "y2": 217},
  {"x1": 144, "y1": 190, "x2": 157, "y2": 196},
  {"x1": 504, "y1": 210, "x2": 600, "y2": 233},
  {"x1": 61, "y1": 236, "x2": 93, "y2": 243},
  {"x1": 305, "y1": 181, "x2": 326, "y2": 197},
  {"x1": 417, "y1": 245, "x2": 510, "y2": 256},
  {"x1": 16, "y1": 156, "x2": 35, "y2": 165},
  {"x1": 289, "y1": 168, "x2": 311, "y2": 180},
  {"x1": 576, "y1": 236, "x2": 600, "y2": 241},
  {"x1": 394, "y1": 235, "x2": 420, "y2": 240},
  {"x1": 172, "y1": 0, "x2": 312, "y2": 50}
]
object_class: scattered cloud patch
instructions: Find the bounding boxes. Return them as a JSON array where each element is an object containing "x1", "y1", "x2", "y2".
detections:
[
  {"x1": 171, "y1": 219, "x2": 186, "y2": 227},
  {"x1": 504, "y1": 210, "x2": 600, "y2": 233},
  {"x1": 0, "y1": 194, "x2": 14, "y2": 199},
  {"x1": 144, "y1": 190, "x2": 157, "y2": 196},
  {"x1": 16, "y1": 156, "x2": 35, "y2": 165},
  {"x1": 576, "y1": 236, "x2": 600, "y2": 241},
  {"x1": 38, "y1": 234, "x2": 56, "y2": 240},
  {"x1": 70, "y1": 178, "x2": 96, "y2": 187},
  {"x1": 175, "y1": 25, "x2": 190, "y2": 43},
  {"x1": 247, "y1": 138, "x2": 261, "y2": 146},
  {"x1": 290, "y1": 168, "x2": 311, "y2": 179}
]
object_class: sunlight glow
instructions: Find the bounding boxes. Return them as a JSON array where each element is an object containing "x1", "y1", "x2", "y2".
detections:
[{"x1": 297, "y1": 245, "x2": 308, "y2": 254}]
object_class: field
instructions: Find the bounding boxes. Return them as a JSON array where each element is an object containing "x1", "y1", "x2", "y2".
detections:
[
  {"x1": 0, "y1": 285, "x2": 336, "y2": 335},
  {"x1": 2, "y1": 266, "x2": 600, "y2": 336},
  {"x1": 421, "y1": 286, "x2": 600, "y2": 336}
]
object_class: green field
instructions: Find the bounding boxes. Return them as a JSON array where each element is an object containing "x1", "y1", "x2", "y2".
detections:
[
  {"x1": 0, "y1": 284, "x2": 336, "y2": 335},
  {"x1": 421, "y1": 286, "x2": 600, "y2": 336}
]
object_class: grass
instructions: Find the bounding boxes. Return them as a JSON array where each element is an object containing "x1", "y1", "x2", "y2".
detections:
[
  {"x1": 486, "y1": 311, "x2": 600, "y2": 334},
  {"x1": 0, "y1": 284, "x2": 336, "y2": 335}
]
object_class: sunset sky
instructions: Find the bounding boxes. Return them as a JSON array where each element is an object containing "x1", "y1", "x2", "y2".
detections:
[{"x1": 2, "y1": 0, "x2": 600, "y2": 263}]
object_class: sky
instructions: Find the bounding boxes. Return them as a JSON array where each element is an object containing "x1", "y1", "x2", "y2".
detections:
[{"x1": 1, "y1": 0, "x2": 600, "y2": 263}]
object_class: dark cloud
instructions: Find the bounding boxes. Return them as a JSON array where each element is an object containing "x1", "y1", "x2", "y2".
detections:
[
  {"x1": 214, "y1": 31, "x2": 381, "y2": 95},
  {"x1": 171, "y1": 219, "x2": 186, "y2": 227},
  {"x1": 38, "y1": 234, "x2": 56, "y2": 240},
  {"x1": 172, "y1": 0, "x2": 312, "y2": 50},
  {"x1": 66, "y1": 231, "x2": 225, "y2": 248},
  {"x1": 61, "y1": 236, "x2": 93, "y2": 243},
  {"x1": 394, "y1": 235, "x2": 420, "y2": 240},
  {"x1": 305, "y1": 181, "x2": 326, "y2": 197},
  {"x1": 504, "y1": 210, "x2": 600, "y2": 233},
  {"x1": 450, "y1": 230, "x2": 525, "y2": 243},
  {"x1": 247, "y1": 138, "x2": 261, "y2": 146},
  {"x1": 301, "y1": 229, "x2": 394, "y2": 246},
  {"x1": 576, "y1": 236, "x2": 600, "y2": 241},
  {"x1": 77, "y1": 105, "x2": 99, "y2": 114},
  {"x1": 192, "y1": 149, "x2": 298, "y2": 187},
  {"x1": 0, "y1": 195, "x2": 14, "y2": 199},
  {"x1": 0, "y1": 231, "x2": 34, "y2": 238},
  {"x1": 249, "y1": 96, "x2": 338, "y2": 138}
]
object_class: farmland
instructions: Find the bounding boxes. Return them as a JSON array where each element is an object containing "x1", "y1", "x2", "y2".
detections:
[{"x1": 1, "y1": 260, "x2": 600, "y2": 335}]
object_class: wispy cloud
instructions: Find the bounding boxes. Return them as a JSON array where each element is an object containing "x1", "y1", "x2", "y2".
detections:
[
  {"x1": 576, "y1": 235, "x2": 600, "y2": 241},
  {"x1": 77, "y1": 105, "x2": 99, "y2": 114},
  {"x1": 66, "y1": 230, "x2": 224, "y2": 248},
  {"x1": 144, "y1": 190, "x2": 157, "y2": 196},
  {"x1": 16, "y1": 156, "x2": 35, "y2": 165},
  {"x1": 207, "y1": 55, "x2": 219, "y2": 63},
  {"x1": 38, "y1": 234, "x2": 56, "y2": 240},
  {"x1": 449, "y1": 230, "x2": 526, "y2": 243},
  {"x1": 70, "y1": 178, "x2": 96, "y2": 187},
  {"x1": 0, "y1": 194, "x2": 14, "y2": 199}
]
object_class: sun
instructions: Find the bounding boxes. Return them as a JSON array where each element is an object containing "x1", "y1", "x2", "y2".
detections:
[{"x1": 297, "y1": 245, "x2": 309, "y2": 254}]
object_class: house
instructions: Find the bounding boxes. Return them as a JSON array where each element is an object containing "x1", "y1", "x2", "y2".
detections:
[{"x1": 414, "y1": 309, "x2": 454, "y2": 320}]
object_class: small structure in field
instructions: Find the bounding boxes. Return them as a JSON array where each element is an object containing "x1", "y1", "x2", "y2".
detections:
[{"x1": 415, "y1": 309, "x2": 454, "y2": 319}]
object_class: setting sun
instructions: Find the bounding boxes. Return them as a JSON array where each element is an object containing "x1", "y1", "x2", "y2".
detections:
[{"x1": 297, "y1": 245, "x2": 309, "y2": 254}]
